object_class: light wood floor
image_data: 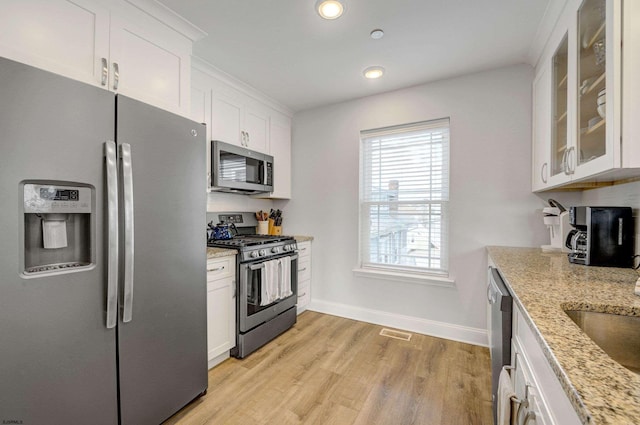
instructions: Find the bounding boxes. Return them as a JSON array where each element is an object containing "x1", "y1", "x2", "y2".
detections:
[{"x1": 164, "y1": 311, "x2": 493, "y2": 425}]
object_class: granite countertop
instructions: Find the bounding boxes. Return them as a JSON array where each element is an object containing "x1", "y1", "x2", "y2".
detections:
[
  {"x1": 487, "y1": 246, "x2": 640, "y2": 425},
  {"x1": 206, "y1": 247, "x2": 237, "y2": 259}
]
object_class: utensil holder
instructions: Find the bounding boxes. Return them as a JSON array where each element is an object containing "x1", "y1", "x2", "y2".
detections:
[
  {"x1": 272, "y1": 226, "x2": 282, "y2": 235},
  {"x1": 268, "y1": 218, "x2": 275, "y2": 235},
  {"x1": 257, "y1": 221, "x2": 268, "y2": 235}
]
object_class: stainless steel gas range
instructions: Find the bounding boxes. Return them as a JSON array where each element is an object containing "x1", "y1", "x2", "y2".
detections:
[{"x1": 207, "y1": 213, "x2": 298, "y2": 358}]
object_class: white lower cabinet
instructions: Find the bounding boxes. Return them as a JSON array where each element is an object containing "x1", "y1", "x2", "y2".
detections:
[
  {"x1": 296, "y1": 241, "x2": 312, "y2": 313},
  {"x1": 511, "y1": 305, "x2": 581, "y2": 425},
  {"x1": 206, "y1": 255, "x2": 236, "y2": 369}
]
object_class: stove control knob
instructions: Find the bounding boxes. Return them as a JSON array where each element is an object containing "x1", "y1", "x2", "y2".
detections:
[
  {"x1": 250, "y1": 251, "x2": 259, "y2": 258},
  {"x1": 282, "y1": 245, "x2": 289, "y2": 251},
  {"x1": 271, "y1": 247, "x2": 279, "y2": 253},
  {"x1": 259, "y1": 249, "x2": 266, "y2": 257}
]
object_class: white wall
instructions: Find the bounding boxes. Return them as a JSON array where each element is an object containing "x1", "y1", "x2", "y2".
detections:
[
  {"x1": 279, "y1": 64, "x2": 557, "y2": 345},
  {"x1": 207, "y1": 192, "x2": 274, "y2": 215}
]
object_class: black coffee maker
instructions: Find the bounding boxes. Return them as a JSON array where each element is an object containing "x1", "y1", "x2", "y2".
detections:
[{"x1": 565, "y1": 206, "x2": 633, "y2": 267}]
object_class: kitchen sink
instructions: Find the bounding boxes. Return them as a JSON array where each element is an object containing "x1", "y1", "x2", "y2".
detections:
[{"x1": 564, "y1": 309, "x2": 640, "y2": 374}]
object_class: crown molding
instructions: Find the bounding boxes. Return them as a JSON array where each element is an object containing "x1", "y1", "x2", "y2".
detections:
[{"x1": 124, "y1": 0, "x2": 207, "y2": 41}]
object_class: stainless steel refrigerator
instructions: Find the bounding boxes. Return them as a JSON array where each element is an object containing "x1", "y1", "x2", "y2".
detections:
[{"x1": 0, "y1": 57, "x2": 208, "y2": 424}]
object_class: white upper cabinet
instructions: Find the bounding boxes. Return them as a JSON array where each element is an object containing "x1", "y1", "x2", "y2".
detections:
[
  {"x1": 191, "y1": 81, "x2": 211, "y2": 187},
  {"x1": 0, "y1": 0, "x2": 203, "y2": 116},
  {"x1": 192, "y1": 59, "x2": 293, "y2": 197},
  {"x1": 532, "y1": 0, "x2": 640, "y2": 191},
  {"x1": 254, "y1": 115, "x2": 292, "y2": 199},
  {"x1": 621, "y1": 0, "x2": 640, "y2": 169},
  {"x1": 210, "y1": 87, "x2": 269, "y2": 153},
  {"x1": 243, "y1": 106, "x2": 269, "y2": 153},
  {"x1": 532, "y1": 60, "x2": 553, "y2": 191},
  {"x1": 268, "y1": 117, "x2": 292, "y2": 199},
  {"x1": 109, "y1": 11, "x2": 191, "y2": 116},
  {"x1": 210, "y1": 91, "x2": 243, "y2": 146},
  {"x1": 0, "y1": 0, "x2": 110, "y2": 87}
]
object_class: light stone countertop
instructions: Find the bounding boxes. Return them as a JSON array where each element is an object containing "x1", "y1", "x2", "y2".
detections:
[
  {"x1": 293, "y1": 235, "x2": 314, "y2": 243},
  {"x1": 487, "y1": 246, "x2": 640, "y2": 425},
  {"x1": 206, "y1": 247, "x2": 237, "y2": 259}
]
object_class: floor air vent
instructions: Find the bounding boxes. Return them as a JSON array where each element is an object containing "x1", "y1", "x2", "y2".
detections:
[{"x1": 379, "y1": 328, "x2": 412, "y2": 341}]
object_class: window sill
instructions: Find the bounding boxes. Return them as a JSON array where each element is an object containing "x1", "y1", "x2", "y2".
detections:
[{"x1": 352, "y1": 267, "x2": 455, "y2": 287}]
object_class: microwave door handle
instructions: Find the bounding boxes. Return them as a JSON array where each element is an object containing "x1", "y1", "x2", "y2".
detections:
[{"x1": 263, "y1": 160, "x2": 268, "y2": 186}]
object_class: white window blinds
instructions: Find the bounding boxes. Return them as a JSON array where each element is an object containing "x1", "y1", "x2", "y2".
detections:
[{"x1": 359, "y1": 118, "x2": 450, "y2": 275}]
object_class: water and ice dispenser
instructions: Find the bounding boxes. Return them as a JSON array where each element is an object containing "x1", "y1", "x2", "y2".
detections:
[{"x1": 22, "y1": 183, "x2": 94, "y2": 275}]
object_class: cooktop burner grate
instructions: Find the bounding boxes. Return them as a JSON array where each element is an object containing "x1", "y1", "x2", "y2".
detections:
[{"x1": 207, "y1": 235, "x2": 294, "y2": 248}]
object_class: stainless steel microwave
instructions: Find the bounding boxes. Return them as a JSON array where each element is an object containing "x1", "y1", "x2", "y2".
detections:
[{"x1": 211, "y1": 140, "x2": 273, "y2": 194}]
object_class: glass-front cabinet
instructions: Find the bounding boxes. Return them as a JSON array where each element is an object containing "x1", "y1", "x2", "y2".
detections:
[
  {"x1": 531, "y1": 0, "x2": 640, "y2": 191},
  {"x1": 575, "y1": 0, "x2": 608, "y2": 173},
  {"x1": 551, "y1": 34, "x2": 569, "y2": 180}
]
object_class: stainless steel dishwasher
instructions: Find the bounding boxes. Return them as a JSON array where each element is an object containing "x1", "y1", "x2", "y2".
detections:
[{"x1": 487, "y1": 266, "x2": 513, "y2": 424}]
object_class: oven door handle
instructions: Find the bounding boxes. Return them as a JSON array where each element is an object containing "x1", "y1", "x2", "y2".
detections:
[{"x1": 247, "y1": 254, "x2": 298, "y2": 270}]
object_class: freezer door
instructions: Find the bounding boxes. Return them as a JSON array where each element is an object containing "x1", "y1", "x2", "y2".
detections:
[
  {"x1": 0, "y1": 57, "x2": 118, "y2": 424},
  {"x1": 116, "y1": 95, "x2": 208, "y2": 425}
]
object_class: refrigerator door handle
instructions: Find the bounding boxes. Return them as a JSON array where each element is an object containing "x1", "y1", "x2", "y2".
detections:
[
  {"x1": 120, "y1": 143, "x2": 135, "y2": 323},
  {"x1": 105, "y1": 141, "x2": 119, "y2": 329}
]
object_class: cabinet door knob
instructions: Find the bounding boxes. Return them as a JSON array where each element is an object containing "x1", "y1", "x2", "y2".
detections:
[
  {"x1": 112, "y1": 62, "x2": 120, "y2": 91},
  {"x1": 101, "y1": 58, "x2": 108, "y2": 86},
  {"x1": 562, "y1": 149, "x2": 570, "y2": 176},
  {"x1": 567, "y1": 147, "x2": 576, "y2": 174}
]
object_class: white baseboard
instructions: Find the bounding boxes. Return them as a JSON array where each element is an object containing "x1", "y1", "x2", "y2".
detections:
[
  {"x1": 307, "y1": 299, "x2": 488, "y2": 347},
  {"x1": 208, "y1": 351, "x2": 230, "y2": 370}
]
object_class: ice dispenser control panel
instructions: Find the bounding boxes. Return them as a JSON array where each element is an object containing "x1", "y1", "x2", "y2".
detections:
[
  {"x1": 24, "y1": 184, "x2": 92, "y2": 213},
  {"x1": 22, "y1": 183, "x2": 94, "y2": 276}
]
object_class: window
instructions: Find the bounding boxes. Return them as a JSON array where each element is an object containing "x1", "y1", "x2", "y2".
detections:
[{"x1": 358, "y1": 118, "x2": 450, "y2": 277}]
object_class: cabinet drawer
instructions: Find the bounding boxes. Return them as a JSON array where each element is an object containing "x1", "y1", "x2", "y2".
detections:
[
  {"x1": 297, "y1": 257, "x2": 311, "y2": 282},
  {"x1": 297, "y1": 279, "x2": 310, "y2": 306},
  {"x1": 207, "y1": 256, "x2": 234, "y2": 281},
  {"x1": 298, "y1": 279, "x2": 310, "y2": 298},
  {"x1": 513, "y1": 307, "x2": 581, "y2": 425},
  {"x1": 297, "y1": 241, "x2": 311, "y2": 258}
]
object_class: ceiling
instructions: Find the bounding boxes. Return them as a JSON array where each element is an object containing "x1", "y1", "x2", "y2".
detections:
[{"x1": 158, "y1": 0, "x2": 552, "y2": 112}]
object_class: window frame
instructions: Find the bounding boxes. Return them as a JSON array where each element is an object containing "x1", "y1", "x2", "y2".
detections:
[{"x1": 356, "y1": 118, "x2": 451, "y2": 282}]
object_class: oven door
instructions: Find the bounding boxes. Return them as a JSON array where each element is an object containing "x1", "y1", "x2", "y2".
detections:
[{"x1": 238, "y1": 254, "x2": 298, "y2": 333}]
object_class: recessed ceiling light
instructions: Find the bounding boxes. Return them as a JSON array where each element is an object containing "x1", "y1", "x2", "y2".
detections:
[
  {"x1": 370, "y1": 29, "x2": 384, "y2": 40},
  {"x1": 315, "y1": 0, "x2": 345, "y2": 20},
  {"x1": 363, "y1": 66, "x2": 385, "y2": 79}
]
